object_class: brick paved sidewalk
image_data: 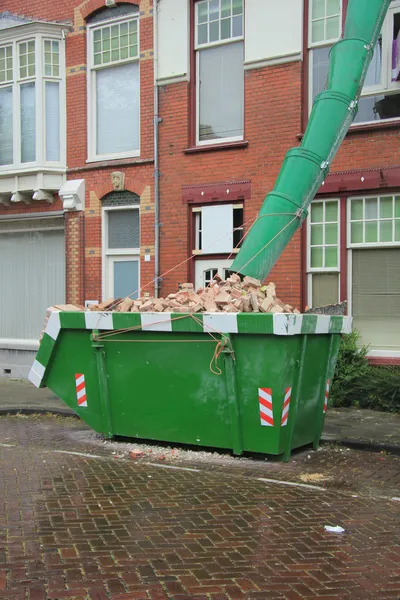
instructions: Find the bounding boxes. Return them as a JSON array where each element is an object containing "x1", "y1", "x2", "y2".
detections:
[
  {"x1": 0, "y1": 377, "x2": 74, "y2": 416},
  {"x1": 1, "y1": 377, "x2": 400, "y2": 451},
  {"x1": 0, "y1": 415, "x2": 400, "y2": 600}
]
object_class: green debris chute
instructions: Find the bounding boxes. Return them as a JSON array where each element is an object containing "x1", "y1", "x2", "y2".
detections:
[{"x1": 232, "y1": 0, "x2": 391, "y2": 280}]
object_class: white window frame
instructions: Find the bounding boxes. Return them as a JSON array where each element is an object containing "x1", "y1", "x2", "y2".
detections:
[
  {"x1": 0, "y1": 25, "x2": 66, "y2": 175},
  {"x1": 306, "y1": 198, "x2": 341, "y2": 308},
  {"x1": 87, "y1": 12, "x2": 140, "y2": 162},
  {"x1": 308, "y1": 0, "x2": 342, "y2": 112},
  {"x1": 195, "y1": 0, "x2": 244, "y2": 147},
  {"x1": 347, "y1": 194, "x2": 400, "y2": 248},
  {"x1": 193, "y1": 203, "x2": 243, "y2": 254},
  {"x1": 346, "y1": 194, "x2": 400, "y2": 357},
  {"x1": 102, "y1": 204, "x2": 140, "y2": 300},
  {"x1": 307, "y1": 198, "x2": 341, "y2": 272},
  {"x1": 194, "y1": 258, "x2": 234, "y2": 290},
  {"x1": 307, "y1": 271, "x2": 341, "y2": 310},
  {"x1": 308, "y1": 0, "x2": 342, "y2": 49}
]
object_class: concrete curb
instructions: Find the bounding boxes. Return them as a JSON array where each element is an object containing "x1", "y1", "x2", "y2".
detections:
[{"x1": 321, "y1": 436, "x2": 400, "y2": 456}]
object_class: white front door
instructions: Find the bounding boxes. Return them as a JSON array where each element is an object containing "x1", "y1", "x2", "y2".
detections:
[
  {"x1": 103, "y1": 205, "x2": 140, "y2": 300},
  {"x1": 194, "y1": 259, "x2": 234, "y2": 290},
  {"x1": 107, "y1": 255, "x2": 140, "y2": 299}
]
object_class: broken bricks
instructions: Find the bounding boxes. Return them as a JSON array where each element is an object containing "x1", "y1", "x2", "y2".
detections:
[{"x1": 53, "y1": 277, "x2": 300, "y2": 317}]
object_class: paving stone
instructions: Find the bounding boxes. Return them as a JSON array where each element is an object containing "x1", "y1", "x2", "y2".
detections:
[{"x1": 0, "y1": 416, "x2": 400, "y2": 600}]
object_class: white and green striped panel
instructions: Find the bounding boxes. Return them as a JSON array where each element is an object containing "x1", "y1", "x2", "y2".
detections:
[
  {"x1": 29, "y1": 310, "x2": 352, "y2": 388},
  {"x1": 40, "y1": 310, "x2": 352, "y2": 335},
  {"x1": 81, "y1": 311, "x2": 352, "y2": 335}
]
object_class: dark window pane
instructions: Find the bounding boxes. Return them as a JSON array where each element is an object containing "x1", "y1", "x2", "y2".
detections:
[
  {"x1": 108, "y1": 209, "x2": 139, "y2": 249},
  {"x1": 233, "y1": 208, "x2": 243, "y2": 246}
]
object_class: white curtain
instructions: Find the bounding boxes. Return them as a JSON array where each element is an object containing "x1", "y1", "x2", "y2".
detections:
[
  {"x1": 352, "y1": 248, "x2": 400, "y2": 351},
  {"x1": 96, "y1": 61, "x2": 139, "y2": 155},
  {"x1": 199, "y1": 41, "x2": 244, "y2": 141},
  {"x1": 0, "y1": 86, "x2": 13, "y2": 166},
  {"x1": 311, "y1": 46, "x2": 330, "y2": 102},
  {"x1": 45, "y1": 81, "x2": 60, "y2": 161},
  {"x1": 312, "y1": 273, "x2": 339, "y2": 307},
  {"x1": 20, "y1": 82, "x2": 36, "y2": 163}
]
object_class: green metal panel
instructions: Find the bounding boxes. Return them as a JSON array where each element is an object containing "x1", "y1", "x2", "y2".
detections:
[
  {"x1": 30, "y1": 311, "x2": 347, "y2": 459},
  {"x1": 233, "y1": 334, "x2": 302, "y2": 455},
  {"x1": 292, "y1": 334, "x2": 331, "y2": 449},
  {"x1": 45, "y1": 330, "x2": 105, "y2": 434},
  {"x1": 231, "y1": 0, "x2": 391, "y2": 280},
  {"x1": 105, "y1": 331, "x2": 232, "y2": 448}
]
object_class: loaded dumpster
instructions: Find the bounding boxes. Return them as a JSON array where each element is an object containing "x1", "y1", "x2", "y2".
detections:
[
  {"x1": 28, "y1": 0, "x2": 387, "y2": 460},
  {"x1": 29, "y1": 310, "x2": 351, "y2": 461}
]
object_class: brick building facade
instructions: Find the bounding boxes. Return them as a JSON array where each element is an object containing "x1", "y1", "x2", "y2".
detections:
[{"x1": 0, "y1": 0, "x2": 399, "y2": 377}]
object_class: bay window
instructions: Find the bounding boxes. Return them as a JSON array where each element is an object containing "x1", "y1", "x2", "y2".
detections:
[
  {"x1": 195, "y1": 0, "x2": 244, "y2": 145},
  {"x1": 0, "y1": 31, "x2": 65, "y2": 172},
  {"x1": 88, "y1": 7, "x2": 140, "y2": 160}
]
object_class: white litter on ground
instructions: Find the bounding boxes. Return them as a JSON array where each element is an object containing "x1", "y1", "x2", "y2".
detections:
[
  {"x1": 52, "y1": 449, "x2": 105, "y2": 459},
  {"x1": 145, "y1": 463, "x2": 200, "y2": 472},
  {"x1": 258, "y1": 477, "x2": 326, "y2": 491},
  {"x1": 324, "y1": 525, "x2": 345, "y2": 533}
]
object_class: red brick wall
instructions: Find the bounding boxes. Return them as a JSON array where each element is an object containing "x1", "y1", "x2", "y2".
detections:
[
  {"x1": 3, "y1": 0, "x2": 400, "y2": 311},
  {"x1": 158, "y1": 61, "x2": 304, "y2": 308},
  {"x1": 332, "y1": 126, "x2": 400, "y2": 172},
  {"x1": 2, "y1": 0, "x2": 156, "y2": 305}
]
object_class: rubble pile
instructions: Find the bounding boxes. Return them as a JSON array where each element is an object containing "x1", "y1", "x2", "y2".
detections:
[{"x1": 87, "y1": 275, "x2": 300, "y2": 314}]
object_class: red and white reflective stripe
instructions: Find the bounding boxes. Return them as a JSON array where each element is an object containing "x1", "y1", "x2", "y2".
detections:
[
  {"x1": 323, "y1": 379, "x2": 330, "y2": 413},
  {"x1": 259, "y1": 388, "x2": 274, "y2": 427},
  {"x1": 281, "y1": 387, "x2": 292, "y2": 426},
  {"x1": 75, "y1": 374, "x2": 87, "y2": 407}
]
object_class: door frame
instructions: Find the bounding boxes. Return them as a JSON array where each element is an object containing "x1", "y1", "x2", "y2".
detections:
[{"x1": 102, "y1": 205, "x2": 140, "y2": 301}]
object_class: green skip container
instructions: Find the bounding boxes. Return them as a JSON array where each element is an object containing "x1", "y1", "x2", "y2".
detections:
[{"x1": 29, "y1": 310, "x2": 351, "y2": 461}]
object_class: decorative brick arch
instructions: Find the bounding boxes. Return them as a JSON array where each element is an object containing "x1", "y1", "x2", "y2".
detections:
[
  {"x1": 94, "y1": 176, "x2": 147, "y2": 200},
  {"x1": 80, "y1": 0, "x2": 141, "y2": 23}
]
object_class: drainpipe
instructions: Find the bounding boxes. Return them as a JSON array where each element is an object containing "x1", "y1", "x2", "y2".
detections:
[{"x1": 153, "y1": 0, "x2": 161, "y2": 297}]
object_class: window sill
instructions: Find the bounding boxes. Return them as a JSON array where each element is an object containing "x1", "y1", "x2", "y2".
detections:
[
  {"x1": 348, "y1": 120, "x2": 400, "y2": 134},
  {"x1": 86, "y1": 152, "x2": 140, "y2": 163},
  {"x1": 192, "y1": 249, "x2": 240, "y2": 256},
  {"x1": 0, "y1": 169, "x2": 66, "y2": 204},
  {"x1": 296, "y1": 118, "x2": 400, "y2": 140},
  {"x1": 183, "y1": 141, "x2": 248, "y2": 154},
  {"x1": 68, "y1": 156, "x2": 154, "y2": 173},
  {"x1": 0, "y1": 165, "x2": 66, "y2": 175}
]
